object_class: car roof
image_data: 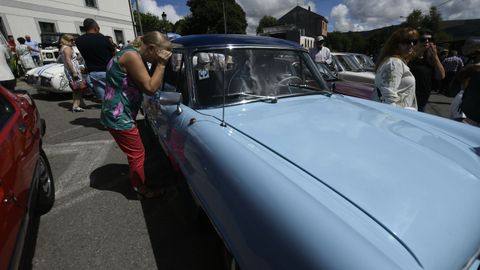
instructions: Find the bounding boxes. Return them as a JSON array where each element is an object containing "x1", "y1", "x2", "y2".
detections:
[{"x1": 172, "y1": 34, "x2": 303, "y2": 49}]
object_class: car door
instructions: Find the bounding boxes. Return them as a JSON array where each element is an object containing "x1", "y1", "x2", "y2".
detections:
[
  {"x1": 150, "y1": 51, "x2": 189, "y2": 146},
  {"x1": 0, "y1": 89, "x2": 32, "y2": 269}
]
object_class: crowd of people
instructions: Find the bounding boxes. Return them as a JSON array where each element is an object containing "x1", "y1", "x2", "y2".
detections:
[
  {"x1": 0, "y1": 18, "x2": 174, "y2": 198},
  {"x1": 371, "y1": 27, "x2": 479, "y2": 127}
]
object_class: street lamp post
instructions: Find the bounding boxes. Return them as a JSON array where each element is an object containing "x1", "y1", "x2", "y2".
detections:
[
  {"x1": 161, "y1": 12, "x2": 167, "y2": 33},
  {"x1": 135, "y1": 0, "x2": 144, "y2": 36}
]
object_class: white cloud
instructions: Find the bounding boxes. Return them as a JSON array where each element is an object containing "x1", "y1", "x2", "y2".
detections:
[
  {"x1": 330, "y1": 4, "x2": 364, "y2": 32},
  {"x1": 330, "y1": 0, "x2": 480, "y2": 32},
  {"x1": 236, "y1": 0, "x2": 317, "y2": 34},
  {"x1": 138, "y1": 0, "x2": 183, "y2": 23}
]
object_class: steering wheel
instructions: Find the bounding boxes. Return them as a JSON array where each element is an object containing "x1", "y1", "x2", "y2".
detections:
[{"x1": 277, "y1": 76, "x2": 302, "y2": 86}]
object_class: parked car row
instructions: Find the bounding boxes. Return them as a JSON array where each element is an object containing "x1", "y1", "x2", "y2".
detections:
[
  {"x1": 0, "y1": 86, "x2": 55, "y2": 270},
  {"x1": 143, "y1": 34, "x2": 480, "y2": 270},
  {"x1": 332, "y1": 52, "x2": 376, "y2": 85}
]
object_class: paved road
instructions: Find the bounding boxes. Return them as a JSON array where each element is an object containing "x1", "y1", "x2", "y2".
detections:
[
  {"x1": 18, "y1": 81, "x2": 223, "y2": 270},
  {"x1": 17, "y1": 80, "x2": 454, "y2": 270}
]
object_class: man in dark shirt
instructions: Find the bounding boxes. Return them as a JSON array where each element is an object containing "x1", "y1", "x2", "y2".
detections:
[
  {"x1": 76, "y1": 18, "x2": 115, "y2": 100},
  {"x1": 409, "y1": 29, "x2": 445, "y2": 112}
]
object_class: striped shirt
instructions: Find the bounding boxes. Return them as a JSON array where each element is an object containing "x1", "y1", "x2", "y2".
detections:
[{"x1": 442, "y1": 56, "x2": 464, "y2": 73}]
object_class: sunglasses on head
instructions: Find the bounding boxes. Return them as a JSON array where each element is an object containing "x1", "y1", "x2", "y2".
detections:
[
  {"x1": 401, "y1": 39, "x2": 418, "y2": 45},
  {"x1": 420, "y1": 37, "x2": 433, "y2": 43}
]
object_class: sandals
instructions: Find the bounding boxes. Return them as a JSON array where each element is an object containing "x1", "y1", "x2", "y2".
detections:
[{"x1": 72, "y1": 107, "x2": 85, "y2": 112}]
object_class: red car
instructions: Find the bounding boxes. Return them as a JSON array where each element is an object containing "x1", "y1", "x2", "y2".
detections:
[{"x1": 0, "y1": 86, "x2": 54, "y2": 270}]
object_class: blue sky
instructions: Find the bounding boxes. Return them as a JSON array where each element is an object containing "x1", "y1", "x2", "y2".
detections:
[{"x1": 140, "y1": 0, "x2": 479, "y2": 34}]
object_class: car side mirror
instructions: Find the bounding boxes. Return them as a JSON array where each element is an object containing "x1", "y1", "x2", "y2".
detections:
[{"x1": 158, "y1": 92, "x2": 183, "y2": 114}]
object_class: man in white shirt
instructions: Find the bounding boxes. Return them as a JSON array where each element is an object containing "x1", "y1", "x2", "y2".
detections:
[
  {"x1": 25, "y1": 35, "x2": 41, "y2": 66},
  {"x1": 309, "y1": 36, "x2": 332, "y2": 65}
]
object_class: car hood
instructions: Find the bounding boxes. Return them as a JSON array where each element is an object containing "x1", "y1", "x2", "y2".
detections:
[{"x1": 204, "y1": 95, "x2": 480, "y2": 268}]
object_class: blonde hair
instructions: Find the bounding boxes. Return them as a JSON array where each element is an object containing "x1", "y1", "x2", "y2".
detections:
[
  {"x1": 59, "y1": 34, "x2": 75, "y2": 46},
  {"x1": 131, "y1": 31, "x2": 172, "y2": 51}
]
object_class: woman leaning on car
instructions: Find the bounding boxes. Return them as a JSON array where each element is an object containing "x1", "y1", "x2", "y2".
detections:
[
  {"x1": 100, "y1": 31, "x2": 172, "y2": 199},
  {"x1": 373, "y1": 27, "x2": 419, "y2": 110}
]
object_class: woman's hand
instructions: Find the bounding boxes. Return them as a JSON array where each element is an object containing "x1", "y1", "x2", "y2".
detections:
[{"x1": 156, "y1": 49, "x2": 172, "y2": 65}]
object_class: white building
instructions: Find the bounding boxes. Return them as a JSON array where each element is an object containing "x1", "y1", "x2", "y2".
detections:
[{"x1": 0, "y1": 0, "x2": 135, "y2": 45}]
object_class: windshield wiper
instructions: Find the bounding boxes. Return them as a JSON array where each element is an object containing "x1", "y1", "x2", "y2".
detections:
[
  {"x1": 212, "y1": 92, "x2": 278, "y2": 103},
  {"x1": 287, "y1": 83, "x2": 333, "y2": 97}
]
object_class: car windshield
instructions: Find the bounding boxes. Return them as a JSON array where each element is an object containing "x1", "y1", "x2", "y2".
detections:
[
  {"x1": 353, "y1": 54, "x2": 375, "y2": 71},
  {"x1": 335, "y1": 55, "x2": 363, "y2": 72},
  {"x1": 315, "y1": 62, "x2": 337, "y2": 81},
  {"x1": 192, "y1": 49, "x2": 329, "y2": 107}
]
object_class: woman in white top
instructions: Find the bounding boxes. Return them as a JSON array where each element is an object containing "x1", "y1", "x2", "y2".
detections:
[{"x1": 373, "y1": 28, "x2": 419, "y2": 109}]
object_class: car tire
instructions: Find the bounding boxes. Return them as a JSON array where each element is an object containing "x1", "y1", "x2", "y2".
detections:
[{"x1": 35, "y1": 149, "x2": 55, "y2": 215}]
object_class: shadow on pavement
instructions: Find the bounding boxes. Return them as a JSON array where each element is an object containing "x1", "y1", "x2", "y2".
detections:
[
  {"x1": 88, "y1": 119, "x2": 224, "y2": 269},
  {"x1": 31, "y1": 92, "x2": 71, "y2": 101},
  {"x1": 90, "y1": 164, "x2": 138, "y2": 200},
  {"x1": 70, "y1": 117, "x2": 107, "y2": 130},
  {"x1": 136, "y1": 120, "x2": 224, "y2": 270}
]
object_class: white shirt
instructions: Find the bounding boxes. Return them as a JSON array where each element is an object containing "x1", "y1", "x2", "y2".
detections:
[
  {"x1": 25, "y1": 40, "x2": 39, "y2": 57},
  {"x1": 0, "y1": 44, "x2": 15, "y2": 81},
  {"x1": 373, "y1": 57, "x2": 417, "y2": 110},
  {"x1": 311, "y1": 46, "x2": 332, "y2": 64}
]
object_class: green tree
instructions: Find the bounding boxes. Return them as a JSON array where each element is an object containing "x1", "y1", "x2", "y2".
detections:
[
  {"x1": 402, "y1": 7, "x2": 442, "y2": 35},
  {"x1": 185, "y1": 0, "x2": 247, "y2": 34},
  {"x1": 135, "y1": 11, "x2": 174, "y2": 34},
  {"x1": 256, "y1": 16, "x2": 278, "y2": 34},
  {"x1": 174, "y1": 17, "x2": 190, "y2": 35},
  {"x1": 404, "y1": 9, "x2": 423, "y2": 29},
  {"x1": 423, "y1": 6, "x2": 442, "y2": 34}
]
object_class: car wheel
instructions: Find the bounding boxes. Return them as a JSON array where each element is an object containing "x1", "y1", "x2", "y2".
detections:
[{"x1": 35, "y1": 149, "x2": 55, "y2": 215}]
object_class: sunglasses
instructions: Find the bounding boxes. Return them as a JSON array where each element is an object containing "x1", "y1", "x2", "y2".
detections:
[
  {"x1": 401, "y1": 39, "x2": 418, "y2": 45},
  {"x1": 420, "y1": 37, "x2": 433, "y2": 43}
]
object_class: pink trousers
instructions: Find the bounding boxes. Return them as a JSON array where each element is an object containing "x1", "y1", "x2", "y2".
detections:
[{"x1": 109, "y1": 127, "x2": 145, "y2": 188}]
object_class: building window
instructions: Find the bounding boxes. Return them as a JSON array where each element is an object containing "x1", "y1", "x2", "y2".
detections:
[
  {"x1": 85, "y1": 0, "x2": 97, "y2": 8},
  {"x1": 114, "y1": 30, "x2": 124, "y2": 45},
  {"x1": 39, "y1": 22, "x2": 56, "y2": 33}
]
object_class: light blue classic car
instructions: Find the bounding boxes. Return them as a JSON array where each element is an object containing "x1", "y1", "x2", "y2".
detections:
[{"x1": 143, "y1": 35, "x2": 480, "y2": 270}]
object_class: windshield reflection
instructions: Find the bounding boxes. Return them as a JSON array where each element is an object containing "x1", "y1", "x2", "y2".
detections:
[{"x1": 192, "y1": 49, "x2": 329, "y2": 107}]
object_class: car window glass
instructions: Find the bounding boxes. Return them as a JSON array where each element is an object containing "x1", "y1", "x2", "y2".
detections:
[
  {"x1": 163, "y1": 52, "x2": 188, "y2": 104},
  {"x1": 336, "y1": 56, "x2": 353, "y2": 71},
  {"x1": 0, "y1": 94, "x2": 15, "y2": 131},
  {"x1": 192, "y1": 49, "x2": 328, "y2": 107}
]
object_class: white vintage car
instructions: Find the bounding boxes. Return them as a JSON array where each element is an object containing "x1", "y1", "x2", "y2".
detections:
[
  {"x1": 332, "y1": 52, "x2": 375, "y2": 85},
  {"x1": 25, "y1": 46, "x2": 84, "y2": 94},
  {"x1": 25, "y1": 63, "x2": 72, "y2": 93}
]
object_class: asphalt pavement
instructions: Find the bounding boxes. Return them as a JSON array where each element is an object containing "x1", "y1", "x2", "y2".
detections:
[{"x1": 16, "y1": 80, "x2": 454, "y2": 270}]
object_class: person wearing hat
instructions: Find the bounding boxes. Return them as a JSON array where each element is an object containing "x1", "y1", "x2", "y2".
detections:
[{"x1": 309, "y1": 36, "x2": 332, "y2": 65}]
